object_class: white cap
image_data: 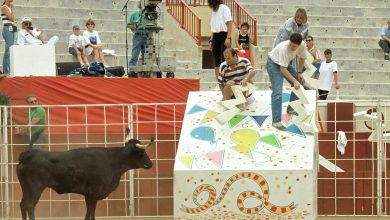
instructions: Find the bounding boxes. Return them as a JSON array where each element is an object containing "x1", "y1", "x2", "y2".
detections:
[{"x1": 21, "y1": 17, "x2": 32, "y2": 22}]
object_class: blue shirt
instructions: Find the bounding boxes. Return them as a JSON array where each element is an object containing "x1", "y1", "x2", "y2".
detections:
[
  {"x1": 128, "y1": 11, "x2": 147, "y2": 35},
  {"x1": 381, "y1": 25, "x2": 390, "y2": 40}
]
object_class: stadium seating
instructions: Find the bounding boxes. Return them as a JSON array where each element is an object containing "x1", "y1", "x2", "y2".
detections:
[{"x1": 1, "y1": 0, "x2": 389, "y2": 99}]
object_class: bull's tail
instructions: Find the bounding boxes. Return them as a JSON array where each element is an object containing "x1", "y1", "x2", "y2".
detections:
[{"x1": 28, "y1": 130, "x2": 44, "y2": 149}]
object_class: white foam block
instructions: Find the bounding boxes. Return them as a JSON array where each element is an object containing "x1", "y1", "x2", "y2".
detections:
[
  {"x1": 291, "y1": 87, "x2": 310, "y2": 104},
  {"x1": 353, "y1": 111, "x2": 367, "y2": 117},
  {"x1": 215, "y1": 108, "x2": 241, "y2": 124}
]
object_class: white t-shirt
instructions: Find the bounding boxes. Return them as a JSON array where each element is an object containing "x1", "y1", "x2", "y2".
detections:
[
  {"x1": 17, "y1": 28, "x2": 43, "y2": 45},
  {"x1": 268, "y1": 40, "x2": 307, "y2": 67},
  {"x1": 68, "y1": 34, "x2": 86, "y2": 48},
  {"x1": 83, "y1": 30, "x2": 102, "y2": 45},
  {"x1": 210, "y1": 4, "x2": 232, "y2": 33},
  {"x1": 318, "y1": 60, "x2": 338, "y2": 91}
]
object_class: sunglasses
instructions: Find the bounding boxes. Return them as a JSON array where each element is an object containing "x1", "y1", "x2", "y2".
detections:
[
  {"x1": 306, "y1": 39, "x2": 312, "y2": 42},
  {"x1": 28, "y1": 99, "x2": 37, "y2": 104},
  {"x1": 23, "y1": 22, "x2": 31, "y2": 26}
]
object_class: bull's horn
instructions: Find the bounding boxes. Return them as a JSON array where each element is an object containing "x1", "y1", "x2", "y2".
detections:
[
  {"x1": 125, "y1": 134, "x2": 131, "y2": 143},
  {"x1": 136, "y1": 137, "x2": 155, "y2": 149}
]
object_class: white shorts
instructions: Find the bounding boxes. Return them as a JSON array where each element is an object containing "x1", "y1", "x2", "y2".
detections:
[{"x1": 85, "y1": 46, "x2": 93, "y2": 55}]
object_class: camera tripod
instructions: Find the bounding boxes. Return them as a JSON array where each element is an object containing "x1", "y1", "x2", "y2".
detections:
[{"x1": 128, "y1": 25, "x2": 175, "y2": 78}]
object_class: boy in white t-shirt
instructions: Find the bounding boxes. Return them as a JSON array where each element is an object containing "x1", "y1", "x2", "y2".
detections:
[
  {"x1": 317, "y1": 49, "x2": 340, "y2": 100},
  {"x1": 68, "y1": 24, "x2": 89, "y2": 67}
]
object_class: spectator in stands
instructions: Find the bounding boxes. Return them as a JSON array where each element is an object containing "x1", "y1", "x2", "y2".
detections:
[
  {"x1": 378, "y1": 19, "x2": 390, "y2": 60},
  {"x1": 274, "y1": 8, "x2": 309, "y2": 47},
  {"x1": 17, "y1": 17, "x2": 59, "y2": 45},
  {"x1": 68, "y1": 24, "x2": 89, "y2": 67},
  {"x1": 305, "y1": 35, "x2": 322, "y2": 77},
  {"x1": 317, "y1": 49, "x2": 340, "y2": 100},
  {"x1": 208, "y1": 0, "x2": 233, "y2": 88},
  {"x1": 83, "y1": 19, "x2": 106, "y2": 65},
  {"x1": 235, "y1": 22, "x2": 252, "y2": 61},
  {"x1": 218, "y1": 48, "x2": 255, "y2": 101},
  {"x1": 127, "y1": 2, "x2": 147, "y2": 69},
  {"x1": 1, "y1": 0, "x2": 16, "y2": 76},
  {"x1": 15, "y1": 95, "x2": 46, "y2": 148},
  {"x1": 266, "y1": 33, "x2": 307, "y2": 130}
]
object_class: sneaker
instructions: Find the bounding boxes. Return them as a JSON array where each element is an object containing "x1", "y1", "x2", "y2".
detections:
[
  {"x1": 385, "y1": 54, "x2": 390, "y2": 60},
  {"x1": 272, "y1": 122, "x2": 287, "y2": 130}
]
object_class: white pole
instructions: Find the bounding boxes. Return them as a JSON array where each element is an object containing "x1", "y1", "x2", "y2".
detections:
[
  {"x1": 128, "y1": 104, "x2": 135, "y2": 217},
  {"x1": 1, "y1": 106, "x2": 10, "y2": 217},
  {"x1": 376, "y1": 104, "x2": 383, "y2": 216}
]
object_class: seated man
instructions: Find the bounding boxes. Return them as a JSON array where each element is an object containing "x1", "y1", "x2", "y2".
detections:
[
  {"x1": 217, "y1": 48, "x2": 256, "y2": 101},
  {"x1": 17, "y1": 17, "x2": 59, "y2": 45},
  {"x1": 378, "y1": 19, "x2": 390, "y2": 60}
]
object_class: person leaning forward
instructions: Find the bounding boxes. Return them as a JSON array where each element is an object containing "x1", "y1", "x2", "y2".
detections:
[{"x1": 266, "y1": 33, "x2": 307, "y2": 131}]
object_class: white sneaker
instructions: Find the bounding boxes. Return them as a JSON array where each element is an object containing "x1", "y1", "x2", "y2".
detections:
[{"x1": 272, "y1": 122, "x2": 287, "y2": 130}]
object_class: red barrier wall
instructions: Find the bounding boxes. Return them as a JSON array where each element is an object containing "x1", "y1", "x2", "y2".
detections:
[{"x1": 0, "y1": 77, "x2": 199, "y2": 134}]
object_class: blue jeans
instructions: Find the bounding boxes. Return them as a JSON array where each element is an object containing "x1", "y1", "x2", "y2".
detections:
[
  {"x1": 2, "y1": 26, "x2": 15, "y2": 74},
  {"x1": 129, "y1": 34, "x2": 147, "y2": 66},
  {"x1": 266, "y1": 57, "x2": 300, "y2": 123}
]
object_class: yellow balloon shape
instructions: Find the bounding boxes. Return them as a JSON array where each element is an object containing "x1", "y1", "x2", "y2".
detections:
[{"x1": 231, "y1": 129, "x2": 260, "y2": 150}]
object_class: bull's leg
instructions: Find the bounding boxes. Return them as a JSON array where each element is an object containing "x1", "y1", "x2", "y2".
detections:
[
  {"x1": 84, "y1": 196, "x2": 98, "y2": 220},
  {"x1": 20, "y1": 198, "x2": 27, "y2": 220},
  {"x1": 20, "y1": 184, "x2": 45, "y2": 220}
]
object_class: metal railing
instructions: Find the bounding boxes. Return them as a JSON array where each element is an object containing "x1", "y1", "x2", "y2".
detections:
[
  {"x1": 185, "y1": 0, "x2": 258, "y2": 46},
  {"x1": 166, "y1": 0, "x2": 202, "y2": 45},
  {"x1": 1, "y1": 100, "x2": 390, "y2": 218}
]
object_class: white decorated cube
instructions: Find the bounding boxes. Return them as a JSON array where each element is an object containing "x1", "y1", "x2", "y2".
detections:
[{"x1": 174, "y1": 91, "x2": 317, "y2": 219}]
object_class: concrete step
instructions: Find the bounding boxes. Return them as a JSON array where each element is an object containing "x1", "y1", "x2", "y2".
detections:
[
  {"x1": 15, "y1": 0, "x2": 139, "y2": 10},
  {"x1": 256, "y1": 57, "x2": 390, "y2": 72},
  {"x1": 337, "y1": 70, "x2": 390, "y2": 83},
  {"x1": 13, "y1": 7, "x2": 124, "y2": 21},
  {"x1": 259, "y1": 35, "x2": 380, "y2": 49},
  {"x1": 243, "y1": 4, "x2": 389, "y2": 18},
  {"x1": 21, "y1": 17, "x2": 127, "y2": 33},
  {"x1": 254, "y1": 14, "x2": 388, "y2": 28},
  {"x1": 242, "y1": 0, "x2": 390, "y2": 7},
  {"x1": 258, "y1": 25, "x2": 383, "y2": 38},
  {"x1": 261, "y1": 46, "x2": 384, "y2": 60}
]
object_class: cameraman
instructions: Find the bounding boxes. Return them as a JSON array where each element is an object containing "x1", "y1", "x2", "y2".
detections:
[
  {"x1": 17, "y1": 17, "x2": 58, "y2": 45},
  {"x1": 127, "y1": 2, "x2": 147, "y2": 67}
]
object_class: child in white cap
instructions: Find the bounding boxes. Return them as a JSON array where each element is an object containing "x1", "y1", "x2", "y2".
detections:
[{"x1": 68, "y1": 24, "x2": 89, "y2": 67}]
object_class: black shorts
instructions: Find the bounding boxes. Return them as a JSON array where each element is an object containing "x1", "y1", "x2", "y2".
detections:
[
  {"x1": 68, "y1": 47, "x2": 83, "y2": 56},
  {"x1": 212, "y1": 32, "x2": 228, "y2": 68}
]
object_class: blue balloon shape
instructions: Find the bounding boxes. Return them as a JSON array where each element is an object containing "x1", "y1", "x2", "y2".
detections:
[{"x1": 190, "y1": 126, "x2": 216, "y2": 144}]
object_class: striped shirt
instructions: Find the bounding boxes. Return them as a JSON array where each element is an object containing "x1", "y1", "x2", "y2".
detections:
[
  {"x1": 1, "y1": 5, "x2": 13, "y2": 25},
  {"x1": 218, "y1": 57, "x2": 254, "y2": 85}
]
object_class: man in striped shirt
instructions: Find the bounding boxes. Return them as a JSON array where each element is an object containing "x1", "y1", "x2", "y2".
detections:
[{"x1": 218, "y1": 48, "x2": 256, "y2": 100}]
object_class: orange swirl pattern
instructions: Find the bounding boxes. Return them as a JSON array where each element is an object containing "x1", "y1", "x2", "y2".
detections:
[{"x1": 181, "y1": 172, "x2": 296, "y2": 215}]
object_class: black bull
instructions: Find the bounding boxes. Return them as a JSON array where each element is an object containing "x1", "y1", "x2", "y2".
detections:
[{"x1": 16, "y1": 137, "x2": 154, "y2": 220}]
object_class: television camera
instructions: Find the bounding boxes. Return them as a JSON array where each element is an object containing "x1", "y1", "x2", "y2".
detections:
[{"x1": 141, "y1": 0, "x2": 162, "y2": 27}]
